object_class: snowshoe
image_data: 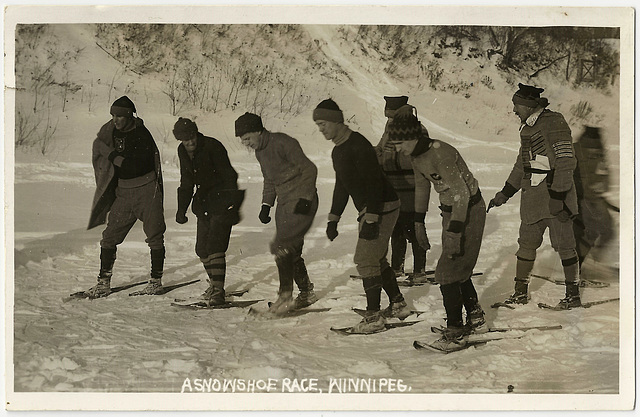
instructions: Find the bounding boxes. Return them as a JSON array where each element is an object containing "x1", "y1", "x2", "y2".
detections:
[
  {"x1": 492, "y1": 290, "x2": 530, "y2": 308},
  {"x1": 331, "y1": 319, "x2": 421, "y2": 335},
  {"x1": 421, "y1": 326, "x2": 469, "y2": 353},
  {"x1": 294, "y1": 289, "x2": 318, "y2": 309},
  {"x1": 552, "y1": 295, "x2": 582, "y2": 310},
  {"x1": 83, "y1": 277, "x2": 111, "y2": 299},
  {"x1": 268, "y1": 292, "x2": 295, "y2": 315},
  {"x1": 382, "y1": 299, "x2": 413, "y2": 320},
  {"x1": 129, "y1": 278, "x2": 164, "y2": 296},
  {"x1": 350, "y1": 310, "x2": 386, "y2": 334},
  {"x1": 199, "y1": 280, "x2": 226, "y2": 306}
]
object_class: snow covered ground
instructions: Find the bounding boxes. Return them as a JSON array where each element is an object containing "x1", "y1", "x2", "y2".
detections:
[{"x1": 5, "y1": 15, "x2": 633, "y2": 412}]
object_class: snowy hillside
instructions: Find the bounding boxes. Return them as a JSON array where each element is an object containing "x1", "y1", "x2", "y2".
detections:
[{"x1": 7, "y1": 20, "x2": 630, "y2": 411}]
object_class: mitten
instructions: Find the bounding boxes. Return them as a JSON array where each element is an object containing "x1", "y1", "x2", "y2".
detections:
[
  {"x1": 414, "y1": 222, "x2": 431, "y2": 251},
  {"x1": 294, "y1": 198, "x2": 312, "y2": 215},
  {"x1": 443, "y1": 231, "x2": 463, "y2": 258},
  {"x1": 176, "y1": 212, "x2": 188, "y2": 224},
  {"x1": 258, "y1": 204, "x2": 271, "y2": 224},
  {"x1": 326, "y1": 221, "x2": 339, "y2": 241},
  {"x1": 227, "y1": 208, "x2": 241, "y2": 225},
  {"x1": 487, "y1": 192, "x2": 509, "y2": 212},
  {"x1": 359, "y1": 221, "x2": 379, "y2": 240}
]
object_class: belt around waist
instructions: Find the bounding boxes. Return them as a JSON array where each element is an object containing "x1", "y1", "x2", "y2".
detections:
[{"x1": 439, "y1": 190, "x2": 482, "y2": 213}]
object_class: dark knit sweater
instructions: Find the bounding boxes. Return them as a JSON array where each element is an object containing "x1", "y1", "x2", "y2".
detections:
[
  {"x1": 330, "y1": 131, "x2": 398, "y2": 219},
  {"x1": 110, "y1": 125, "x2": 156, "y2": 180}
]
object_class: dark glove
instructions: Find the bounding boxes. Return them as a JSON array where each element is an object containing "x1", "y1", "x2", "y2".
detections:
[
  {"x1": 359, "y1": 221, "x2": 379, "y2": 241},
  {"x1": 258, "y1": 204, "x2": 271, "y2": 224},
  {"x1": 294, "y1": 198, "x2": 312, "y2": 215},
  {"x1": 326, "y1": 221, "x2": 339, "y2": 241},
  {"x1": 226, "y1": 207, "x2": 241, "y2": 225},
  {"x1": 414, "y1": 222, "x2": 431, "y2": 251},
  {"x1": 176, "y1": 212, "x2": 188, "y2": 224},
  {"x1": 487, "y1": 192, "x2": 509, "y2": 212},
  {"x1": 443, "y1": 231, "x2": 463, "y2": 258}
]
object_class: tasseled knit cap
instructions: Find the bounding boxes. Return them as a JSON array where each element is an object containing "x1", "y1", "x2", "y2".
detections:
[
  {"x1": 313, "y1": 99, "x2": 344, "y2": 123},
  {"x1": 580, "y1": 126, "x2": 603, "y2": 149},
  {"x1": 235, "y1": 112, "x2": 264, "y2": 137},
  {"x1": 384, "y1": 95, "x2": 409, "y2": 118},
  {"x1": 173, "y1": 117, "x2": 198, "y2": 140},
  {"x1": 110, "y1": 96, "x2": 136, "y2": 117},
  {"x1": 512, "y1": 83, "x2": 549, "y2": 108},
  {"x1": 387, "y1": 110, "x2": 425, "y2": 142}
]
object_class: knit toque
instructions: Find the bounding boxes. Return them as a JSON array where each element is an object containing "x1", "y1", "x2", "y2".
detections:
[
  {"x1": 313, "y1": 99, "x2": 344, "y2": 123},
  {"x1": 512, "y1": 83, "x2": 548, "y2": 108},
  {"x1": 235, "y1": 112, "x2": 264, "y2": 137},
  {"x1": 387, "y1": 111, "x2": 424, "y2": 142},
  {"x1": 173, "y1": 117, "x2": 198, "y2": 140},
  {"x1": 110, "y1": 96, "x2": 136, "y2": 117}
]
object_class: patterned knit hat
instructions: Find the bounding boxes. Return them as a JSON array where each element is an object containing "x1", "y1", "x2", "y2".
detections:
[
  {"x1": 173, "y1": 117, "x2": 198, "y2": 140},
  {"x1": 387, "y1": 111, "x2": 424, "y2": 142},
  {"x1": 313, "y1": 99, "x2": 344, "y2": 123},
  {"x1": 110, "y1": 96, "x2": 136, "y2": 117},
  {"x1": 512, "y1": 83, "x2": 546, "y2": 107},
  {"x1": 235, "y1": 112, "x2": 264, "y2": 137}
]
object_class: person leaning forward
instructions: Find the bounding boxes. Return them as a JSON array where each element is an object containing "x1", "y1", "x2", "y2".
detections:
[
  {"x1": 87, "y1": 96, "x2": 167, "y2": 297},
  {"x1": 174, "y1": 117, "x2": 245, "y2": 306},
  {"x1": 235, "y1": 112, "x2": 319, "y2": 315},
  {"x1": 375, "y1": 95, "x2": 429, "y2": 278},
  {"x1": 488, "y1": 83, "x2": 580, "y2": 309},
  {"x1": 313, "y1": 99, "x2": 411, "y2": 334},
  {"x1": 393, "y1": 111, "x2": 487, "y2": 351}
]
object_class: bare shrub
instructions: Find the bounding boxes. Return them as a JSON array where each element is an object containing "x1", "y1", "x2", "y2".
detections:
[{"x1": 570, "y1": 100, "x2": 593, "y2": 120}]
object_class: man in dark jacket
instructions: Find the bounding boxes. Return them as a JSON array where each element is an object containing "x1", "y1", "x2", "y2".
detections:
[
  {"x1": 313, "y1": 99, "x2": 410, "y2": 334},
  {"x1": 488, "y1": 83, "x2": 580, "y2": 309},
  {"x1": 235, "y1": 112, "x2": 318, "y2": 314},
  {"x1": 87, "y1": 96, "x2": 166, "y2": 297},
  {"x1": 174, "y1": 118, "x2": 244, "y2": 306}
]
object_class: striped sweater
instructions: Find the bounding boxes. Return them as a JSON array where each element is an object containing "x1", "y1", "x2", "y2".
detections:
[{"x1": 503, "y1": 109, "x2": 578, "y2": 224}]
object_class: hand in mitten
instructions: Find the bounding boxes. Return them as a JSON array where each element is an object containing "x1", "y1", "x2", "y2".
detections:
[
  {"x1": 359, "y1": 221, "x2": 379, "y2": 240},
  {"x1": 443, "y1": 231, "x2": 463, "y2": 258},
  {"x1": 227, "y1": 208, "x2": 241, "y2": 225},
  {"x1": 487, "y1": 192, "x2": 509, "y2": 212},
  {"x1": 326, "y1": 221, "x2": 339, "y2": 241},
  {"x1": 294, "y1": 198, "x2": 312, "y2": 215},
  {"x1": 414, "y1": 222, "x2": 431, "y2": 251},
  {"x1": 258, "y1": 204, "x2": 271, "y2": 224},
  {"x1": 176, "y1": 212, "x2": 188, "y2": 224}
]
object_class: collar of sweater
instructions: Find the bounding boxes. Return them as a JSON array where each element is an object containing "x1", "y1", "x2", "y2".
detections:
[
  {"x1": 257, "y1": 130, "x2": 270, "y2": 151},
  {"x1": 332, "y1": 124, "x2": 352, "y2": 146},
  {"x1": 410, "y1": 137, "x2": 433, "y2": 157},
  {"x1": 520, "y1": 107, "x2": 545, "y2": 130}
]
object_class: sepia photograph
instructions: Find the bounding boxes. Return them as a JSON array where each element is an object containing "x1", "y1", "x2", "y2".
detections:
[{"x1": 3, "y1": 4, "x2": 635, "y2": 412}]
